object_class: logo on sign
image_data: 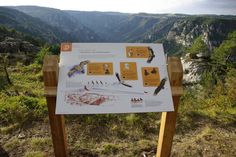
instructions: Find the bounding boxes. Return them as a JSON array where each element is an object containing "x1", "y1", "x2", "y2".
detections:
[{"x1": 61, "y1": 43, "x2": 72, "y2": 52}]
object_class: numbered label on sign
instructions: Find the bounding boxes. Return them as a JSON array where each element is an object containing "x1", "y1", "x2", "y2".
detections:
[
  {"x1": 126, "y1": 46, "x2": 150, "y2": 58},
  {"x1": 120, "y1": 62, "x2": 138, "y2": 80},
  {"x1": 141, "y1": 67, "x2": 160, "y2": 87},
  {"x1": 87, "y1": 62, "x2": 113, "y2": 75},
  {"x1": 61, "y1": 43, "x2": 72, "y2": 52}
]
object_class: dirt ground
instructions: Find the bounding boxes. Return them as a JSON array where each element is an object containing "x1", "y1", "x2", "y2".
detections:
[{"x1": 1, "y1": 116, "x2": 235, "y2": 157}]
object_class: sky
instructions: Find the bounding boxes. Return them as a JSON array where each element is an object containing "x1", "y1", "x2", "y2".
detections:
[{"x1": 1, "y1": 0, "x2": 236, "y2": 15}]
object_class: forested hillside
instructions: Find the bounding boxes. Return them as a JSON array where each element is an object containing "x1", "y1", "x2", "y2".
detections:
[
  {"x1": 7, "y1": 6, "x2": 236, "y2": 55},
  {"x1": 0, "y1": 6, "x2": 236, "y2": 157},
  {"x1": 0, "y1": 7, "x2": 71, "y2": 43},
  {"x1": 11, "y1": 6, "x2": 102, "y2": 42}
]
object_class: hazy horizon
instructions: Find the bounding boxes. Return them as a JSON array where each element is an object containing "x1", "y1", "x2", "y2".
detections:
[
  {"x1": 2, "y1": 5, "x2": 235, "y2": 16},
  {"x1": 1, "y1": 0, "x2": 236, "y2": 15}
]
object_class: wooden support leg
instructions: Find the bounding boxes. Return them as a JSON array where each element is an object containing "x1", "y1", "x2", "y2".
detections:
[
  {"x1": 156, "y1": 96, "x2": 180, "y2": 157},
  {"x1": 46, "y1": 97, "x2": 68, "y2": 157},
  {"x1": 156, "y1": 57, "x2": 183, "y2": 157},
  {"x1": 43, "y1": 55, "x2": 68, "y2": 157}
]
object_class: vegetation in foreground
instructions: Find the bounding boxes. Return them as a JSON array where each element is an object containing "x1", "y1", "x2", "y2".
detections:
[{"x1": 0, "y1": 32, "x2": 236, "y2": 157}]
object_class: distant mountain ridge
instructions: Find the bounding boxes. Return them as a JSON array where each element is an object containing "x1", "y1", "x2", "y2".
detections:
[
  {"x1": 11, "y1": 6, "x2": 102, "y2": 42},
  {"x1": 0, "y1": 7, "x2": 70, "y2": 43},
  {"x1": 1, "y1": 6, "x2": 236, "y2": 54},
  {"x1": 0, "y1": 6, "x2": 101, "y2": 44}
]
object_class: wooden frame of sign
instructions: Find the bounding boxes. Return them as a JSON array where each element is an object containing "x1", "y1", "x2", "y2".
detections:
[{"x1": 43, "y1": 55, "x2": 183, "y2": 157}]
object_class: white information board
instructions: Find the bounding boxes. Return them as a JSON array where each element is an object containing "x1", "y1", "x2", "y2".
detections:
[{"x1": 56, "y1": 43, "x2": 174, "y2": 114}]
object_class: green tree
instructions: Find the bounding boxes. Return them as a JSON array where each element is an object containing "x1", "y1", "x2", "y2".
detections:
[
  {"x1": 187, "y1": 36, "x2": 209, "y2": 58},
  {"x1": 49, "y1": 44, "x2": 60, "y2": 55},
  {"x1": 0, "y1": 54, "x2": 12, "y2": 85},
  {"x1": 211, "y1": 31, "x2": 236, "y2": 68},
  {"x1": 34, "y1": 46, "x2": 50, "y2": 64}
]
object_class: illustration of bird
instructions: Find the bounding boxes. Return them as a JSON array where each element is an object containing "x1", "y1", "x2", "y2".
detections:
[
  {"x1": 115, "y1": 72, "x2": 132, "y2": 88},
  {"x1": 68, "y1": 60, "x2": 90, "y2": 77},
  {"x1": 147, "y1": 47, "x2": 155, "y2": 63},
  {"x1": 153, "y1": 77, "x2": 167, "y2": 95}
]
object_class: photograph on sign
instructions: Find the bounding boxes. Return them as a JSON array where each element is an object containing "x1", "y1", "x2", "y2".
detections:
[{"x1": 56, "y1": 43, "x2": 173, "y2": 114}]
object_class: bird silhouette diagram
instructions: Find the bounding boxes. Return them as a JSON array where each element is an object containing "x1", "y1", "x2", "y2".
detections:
[{"x1": 68, "y1": 60, "x2": 90, "y2": 77}]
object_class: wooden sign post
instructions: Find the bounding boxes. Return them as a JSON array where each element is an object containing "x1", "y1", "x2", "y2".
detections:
[
  {"x1": 156, "y1": 57, "x2": 183, "y2": 157},
  {"x1": 43, "y1": 56, "x2": 68, "y2": 157},
  {"x1": 43, "y1": 56, "x2": 183, "y2": 157}
]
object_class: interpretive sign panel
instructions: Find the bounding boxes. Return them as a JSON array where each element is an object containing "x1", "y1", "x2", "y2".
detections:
[{"x1": 56, "y1": 43, "x2": 174, "y2": 114}]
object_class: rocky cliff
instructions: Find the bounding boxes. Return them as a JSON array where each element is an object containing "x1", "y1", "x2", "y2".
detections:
[
  {"x1": 167, "y1": 17, "x2": 236, "y2": 51},
  {"x1": 166, "y1": 17, "x2": 236, "y2": 84},
  {"x1": 0, "y1": 37, "x2": 38, "y2": 53},
  {"x1": 1, "y1": 6, "x2": 236, "y2": 80},
  {"x1": 0, "y1": 37, "x2": 39, "y2": 64}
]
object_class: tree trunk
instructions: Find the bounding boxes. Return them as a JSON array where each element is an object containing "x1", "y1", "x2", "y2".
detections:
[{"x1": 3, "y1": 64, "x2": 12, "y2": 85}]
